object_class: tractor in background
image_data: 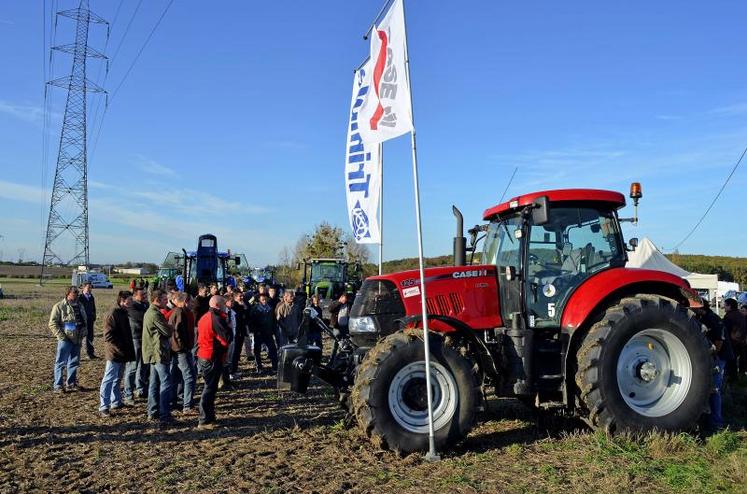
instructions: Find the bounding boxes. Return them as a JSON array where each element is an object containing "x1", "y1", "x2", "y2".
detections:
[
  {"x1": 158, "y1": 234, "x2": 245, "y2": 294},
  {"x1": 301, "y1": 258, "x2": 362, "y2": 320}
]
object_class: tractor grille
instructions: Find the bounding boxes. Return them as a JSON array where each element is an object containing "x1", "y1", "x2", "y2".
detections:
[{"x1": 425, "y1": 292, "x2": 464, "y2": 317}]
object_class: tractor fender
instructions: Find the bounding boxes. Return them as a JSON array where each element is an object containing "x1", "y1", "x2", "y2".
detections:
[
  {"x1": 398, "y1": 314, "x2": 500, "y2": 382},
  {"x1": 560, "y1": 267, "x2": 694, "y2": 406}
]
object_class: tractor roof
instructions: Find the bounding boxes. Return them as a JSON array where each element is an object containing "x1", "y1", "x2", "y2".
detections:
[{"x1": 483, "y1": 188, "x2": 626, "y2": 221}]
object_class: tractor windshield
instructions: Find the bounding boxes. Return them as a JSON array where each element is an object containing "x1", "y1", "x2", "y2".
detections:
[
  {"x1": 311, "y1": 263, "x2": 345, "y2": 283},
  {"x1": 482, "y1": 215, "x2": 522, "y2": 268}
]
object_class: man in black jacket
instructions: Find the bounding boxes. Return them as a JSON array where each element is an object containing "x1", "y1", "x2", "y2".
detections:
[
  {"x1": 723, "y1": 298, "x2": 747, "y2": 378},
  {"x1": 229, "y1": 292, "x2": 248, "y2": 379},
  {"x1": 79, "y1": 282, "x2": 97, "y2": 359},
  {"x1": 249, "y1": 293, "x2": 278, "y2": 373},
  {"x1": 328, "y1": 293, "x2": 353, "y2": 337},
  {"x1": 123, "y1": 287, "x2": 149, "y2": 403},
  {"x1": 693, "y1": 300, "x2": 734, "y2": 432}
]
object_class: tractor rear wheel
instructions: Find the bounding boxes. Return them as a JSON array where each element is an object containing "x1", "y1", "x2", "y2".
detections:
[
  {"x1": 351, "y1": 330, "x2": 479, "y2": 454},
  {"x1": 575, "y1": 295, "x2": 713, "y2": 433}
]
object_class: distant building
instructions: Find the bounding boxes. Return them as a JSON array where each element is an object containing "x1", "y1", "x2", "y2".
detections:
[{"x1": 114, "y1": 267, "x2": 149, "y2": 276}]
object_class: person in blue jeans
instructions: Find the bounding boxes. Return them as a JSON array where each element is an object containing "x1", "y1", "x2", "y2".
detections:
[
  {"x1": 142, "y1": 290, "x2": 174, "y2": 425},
  {"x1": 123, "y1": 288, "x2": 149, "y2": 404},
  {"x1": 48, "y1": 286, "x2": 87, "y2": 392},
  {"x1": 98, "y1": 291, "x2": 136, "y2": 417},
  {"x1": 168, "y1": 292, "x2": 196, "y2": 413},
  {"x1": 693, "y1": 300, "x2": 734, "y2": 432}
]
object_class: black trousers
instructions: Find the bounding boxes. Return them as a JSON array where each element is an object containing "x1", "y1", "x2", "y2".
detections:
[
  {"x1": 85, "y1": 320, "x2": 95, "y2": 357},
  {"x1": 230, "y1": 333, "x2": 245, "y2": 374},
  {"x1": 254, "y1": 329, "x2": 278, "y2": 370},
  {"x1": 198, "y1": 358, "x2": 222, "y2": 424}
]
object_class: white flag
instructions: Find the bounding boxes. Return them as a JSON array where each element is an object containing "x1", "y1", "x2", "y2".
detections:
[
  {"x1": 358, "y1": 0, "x2": 413, "y2": 144},
  {"x1": 345, "y1": 59, "x2": 382, "y2": 244}
]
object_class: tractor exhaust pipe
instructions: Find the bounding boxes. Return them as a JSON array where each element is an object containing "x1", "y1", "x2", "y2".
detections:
[{"x1": 452, "y1": 205, "x2": 467, "y2": 266}]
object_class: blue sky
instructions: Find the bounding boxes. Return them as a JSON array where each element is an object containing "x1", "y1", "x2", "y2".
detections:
[{"x1": 1, "y1": 0, "x2": 746, "y2": 266}]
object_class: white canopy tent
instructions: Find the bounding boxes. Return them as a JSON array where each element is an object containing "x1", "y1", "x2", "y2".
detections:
[{"x1": 626, "y1": 237, "x2": 719, "y2": 309}]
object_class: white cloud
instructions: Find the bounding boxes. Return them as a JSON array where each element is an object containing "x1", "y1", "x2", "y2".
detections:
[
  {"x1": 0, "y1": 180, "x2": 45, "y2": 203},
  {"x1": 709, "y1": 102, "x2": 747, "y2": 116},
  {"x1": 0, "y1": 100, "x2": 45, "y2": 124},
  {"x1": 89, "y1": 180, "x2": 114, "y2": 190},
  {"x1": 132, "y1": 188, "x2": 268, "y2": 215},
  {"x1": 135, "y1": 155, "x2": 177, "y2": 177}
]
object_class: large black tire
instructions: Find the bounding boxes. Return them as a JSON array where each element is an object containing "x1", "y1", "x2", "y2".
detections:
[
  {"x1": 575, "y1": 295, "x2": 713, "y2": 433},
  {"x1": 351, "y1": 330, "x2": 479, "y2": 454}
]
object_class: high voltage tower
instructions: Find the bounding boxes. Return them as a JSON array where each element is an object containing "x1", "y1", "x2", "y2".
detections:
[{"x1": 41, "y1": 0, "x2": 108, "y2": 283}]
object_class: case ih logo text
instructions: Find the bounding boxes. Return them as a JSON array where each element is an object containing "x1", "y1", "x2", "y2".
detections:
[{"x1": 453, "y1": 269, "x2": 488, "y2": 279}]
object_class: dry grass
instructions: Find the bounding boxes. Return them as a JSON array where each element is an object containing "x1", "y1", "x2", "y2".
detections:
[{"x1": 0, "y1": 278, "x2": 744, "y2": 493}]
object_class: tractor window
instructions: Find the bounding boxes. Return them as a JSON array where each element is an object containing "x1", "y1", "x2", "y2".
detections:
[
  {"x1": 526, "y1": 206, "x2": 624, "y2": 328},
  {"x1": 311, "y1": 263, "x2": 345, "y2": 283}
]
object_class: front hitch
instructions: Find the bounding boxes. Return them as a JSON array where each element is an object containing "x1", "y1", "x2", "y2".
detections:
[{"x1": 277, "y1": 307, "x2": 357, "y2": 393}]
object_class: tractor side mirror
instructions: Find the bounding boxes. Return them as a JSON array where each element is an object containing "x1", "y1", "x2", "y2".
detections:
[
  {"x1": 532, "y1": 196, "x2": 550, "y2": 226},
  {"x1": 234, "y1": 256, "x2": 241, "y2": 265},
  {"x1": 628, "y1": 237, "x2": 639, "y2": 250}
]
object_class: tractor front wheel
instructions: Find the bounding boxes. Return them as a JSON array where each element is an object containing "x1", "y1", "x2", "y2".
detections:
[
  {"x1": 351, "y1": 330, "x2": 479, "y2": 454},
  {"x1": 575, "y1": 295, "x2": 713, "y2": 433}
]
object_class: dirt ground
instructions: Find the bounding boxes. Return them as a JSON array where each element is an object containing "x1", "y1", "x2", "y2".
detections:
[{"x1": 0, "y1": 279, "x2": 745, "y2": 493}]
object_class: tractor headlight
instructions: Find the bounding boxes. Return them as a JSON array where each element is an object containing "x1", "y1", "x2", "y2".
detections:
[{"x1": 349, "y1": 316, "x2": 377, "y2": 334}]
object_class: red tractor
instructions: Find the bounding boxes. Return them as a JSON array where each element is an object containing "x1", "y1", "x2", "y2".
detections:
[{"x1": 278, "y1": 186, "x2": 713, "y2": 454}]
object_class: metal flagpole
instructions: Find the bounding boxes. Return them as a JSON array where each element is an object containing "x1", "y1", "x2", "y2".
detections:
[
  {"x1": 378, "y1": 144, "x2": 384, "y2": 276},
  {"x1": 400, "y1": 0, "x2": 439, "y2": 461}
]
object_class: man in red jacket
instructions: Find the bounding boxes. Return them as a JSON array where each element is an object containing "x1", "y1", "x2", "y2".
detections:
[{"x1": 196, "y1": 295, "x2": 231, "y2": 428}]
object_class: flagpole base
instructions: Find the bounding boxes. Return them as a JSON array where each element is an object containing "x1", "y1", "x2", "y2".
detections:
[{"x1": 425, "y1": 451, "x2": 441, "y2": 462}]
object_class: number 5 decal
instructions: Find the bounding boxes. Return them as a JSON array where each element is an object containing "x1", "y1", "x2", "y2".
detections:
[{"x1": 548, "y1": 303, "x2": 556, "y2": 317}]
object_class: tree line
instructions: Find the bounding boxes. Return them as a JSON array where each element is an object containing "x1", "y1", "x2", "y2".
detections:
[
  {"x1": 275, "y1": 224, "x2": 746, "y2": 291},
  {"x1": 666, "y1": 254, "x2": 747, "y2": 288}
]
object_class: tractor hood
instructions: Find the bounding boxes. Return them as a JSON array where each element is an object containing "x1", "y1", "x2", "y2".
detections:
[{"x1": 363, "y1": 264, "x2": 503, "y2": 332}]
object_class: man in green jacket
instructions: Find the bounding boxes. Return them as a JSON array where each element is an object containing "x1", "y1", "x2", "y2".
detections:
[
  {"x1": 49, "y1": 286, "x2": 88, "y2": 392},
  {"x1": 142, "y1": 289, "x2": 174, "y2": 424}
]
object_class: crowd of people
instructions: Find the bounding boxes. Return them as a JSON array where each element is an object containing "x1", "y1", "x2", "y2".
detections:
[
  {"x1": 48, "y1": 281, "x2": 353, "y2": 429},
  {"x1": 47, "y1": 279, "x2": 746, "y2": 432},
  {"x1": 690, "y1": 296, "x2": 747, "y2": 432}
]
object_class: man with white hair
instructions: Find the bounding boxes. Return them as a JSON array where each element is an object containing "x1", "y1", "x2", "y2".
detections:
[{"x1": 196, "y1": 295, "x2": 231, "y2": 428}]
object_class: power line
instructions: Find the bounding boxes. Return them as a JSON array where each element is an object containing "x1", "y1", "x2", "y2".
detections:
[
  {"x1": 671, "y1": 145, "x2": 747, "y2": 251},
  {"x1": 88, "y1": 0, "x2": 138, "y2": 153},
  {"x1": 110, "y1": 0, "x2": 174, "y2": 102},
  {"x1": 90, "y1": 0, "x2": 175, "y2": 159}
]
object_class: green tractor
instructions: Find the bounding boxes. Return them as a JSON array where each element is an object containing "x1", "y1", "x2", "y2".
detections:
[{"x1": 301, "y1": 258, "x2": 362, "y2": 320}]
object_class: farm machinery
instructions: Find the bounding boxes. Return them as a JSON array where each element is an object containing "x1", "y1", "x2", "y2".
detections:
[
  {"x1": 158, "y1": 234, "x2": 245, "y2": 294},
  {"x1": 300, "y1": 258, "x2": 362, "y2": 320},
  {"x1": 278, "y1": 185, "x2": 714, "y2": 454}
]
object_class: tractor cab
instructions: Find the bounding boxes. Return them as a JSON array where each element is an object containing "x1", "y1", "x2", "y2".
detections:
[{"x1": 481, "y1": 189, "x2": 628, "y2": 330}]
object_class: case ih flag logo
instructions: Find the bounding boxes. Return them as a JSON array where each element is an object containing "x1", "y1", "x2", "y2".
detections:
[
  {"x1": 345, "y1": 59, "x2": 381, "y2": 244},
  {"x1": 358, "y1": 0, "x2": 413, "y2": 144}
]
